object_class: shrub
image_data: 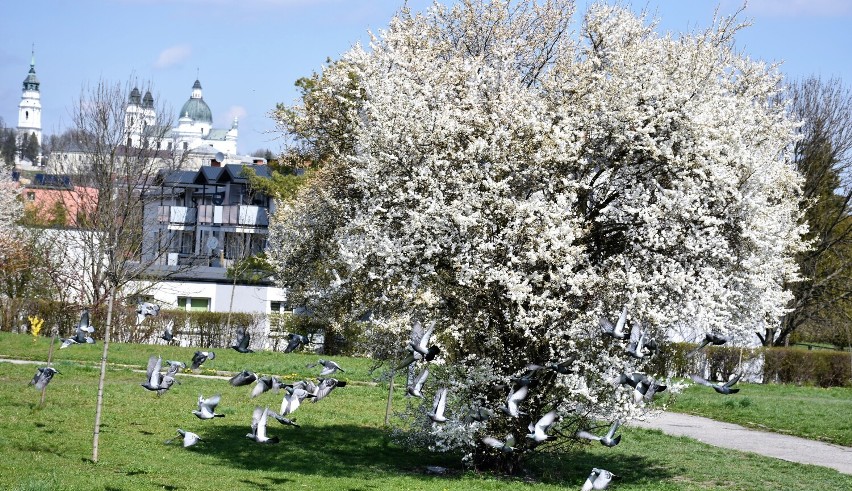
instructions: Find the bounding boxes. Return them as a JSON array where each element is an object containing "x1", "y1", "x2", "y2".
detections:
[{"x1": 763, "y1": 347, "x2": 851, "y2": 387}]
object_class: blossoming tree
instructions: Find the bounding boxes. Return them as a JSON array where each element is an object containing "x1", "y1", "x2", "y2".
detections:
[{"x1": 269, "y1": 0, "x2": 805, "y2": 470}]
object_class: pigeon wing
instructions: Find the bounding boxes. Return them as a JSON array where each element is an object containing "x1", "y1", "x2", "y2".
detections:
[
  {"x1": 690, "y1": 374, "x2": 713, "y2": 387},
  {"x1": 575, "y1": 430, "x2": 601, "y2": 441},
  {"x1": 725, "y1": 373, "x2": 742, "y2": 388}
]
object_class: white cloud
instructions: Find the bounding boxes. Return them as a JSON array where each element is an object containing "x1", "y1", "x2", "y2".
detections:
[
  {"x1": 222, "y1": 105, "x2": 248, "y2": 126},
  {"x1": 153, "y1": 44, "x2": 192, "y2": 69},
  {"x1": 743, "y1": 0, "x2": 852, "y2": 17}
]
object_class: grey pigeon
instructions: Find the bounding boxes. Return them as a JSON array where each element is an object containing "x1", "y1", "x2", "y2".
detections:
[
  {"x1": 307, "y1": 359, "x2": 344, "y2": 376},
  {"x1": 428, "y1": 388, "x2": 448, "y2": 423},
  {"x1": 231, "y1": 327, "x2": 254, "y2": 353},
  {"x1": 500, "y1": 385, "x2": 528, "y2": 418},
  {"x1": 633, "y1": 377, "x2": 667, "y2": 402},
  {"x1": 136, "y1": 302, "x2": 160, "y2": 325},
  {"x1": 396, "y1": 320, "x2": 441, "y2": 369},
  {"x1": 576, "y1": 419, "x2": 622, "y2": 447},
  {"x1": 482, "y1": 434, "x2": 515, "y2": 453},
  {"x1": 582, "y1": 468, "x2": 618, "y2": 490},
  {"x1": 266, "y1": 409, "x2": 300, "y2": 428},
  {"x1": 687, "y1": 332, "x2": 731, "y2": 357},
  {"x1": 280, "y1": 387, "x2": 315, "y2": 415},
  {"x1": 407, "y1": 367, "x2": 429, "y2": 398},
  {"x1": 600, "y1": 305, "x2": 629, "y2": 339},
  {"x1": 193, "y1": 394, "x2": 225, "y2": 419},
  {"x1": 284, "y1": 333, "x2": 309, "y2": 353},
  {"x1": 251, "y1": 376, "x2": 283, "y2": 398},
  {"x1": 312, "y1": 378, "x2": 345, "y2": 403},
  {"x1": 176, "y1": 429, "x2": 202, "y2": 448},
  {"x1": 246, "y1": 406, "x2": 279, "y2": 444},
  {"x1": 526, "y1": 410, "x2": 558, "y2": 442},
  {"x1": 28, "y1": 367, "x2": 60, "y2": 390},
  {"x1": 463, "y1": 407, "x2": 494, "y2": 424},
  {"x1": 691, "y1": 373, "x2": 741, "y2": 395},
  {"x1": 626, "y1": 321, "x2": 654, "y2": 359},
  {"x1": 161, "y1": 326, "x2": 174, "y2": 343},
  {"x1": 60, "y1": 309, "x2": 95, "y2": 348},
  {"x1": 190, "y1": 351, "x2": 215, "y2": 370},
  {"x1": 141, "y1": 355, "x2": 164, "y2": 392},
  {"x1": 229, "y1": 370, "x2": 258, "y2": 387}
]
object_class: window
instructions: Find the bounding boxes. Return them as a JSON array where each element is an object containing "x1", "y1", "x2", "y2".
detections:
[
  {"x1": 26, "y1": 191, "x2": 35, "y2": 201},
  {"x1": 177, "y1": 297, "x2": 210, "y2": 312},
  {"x1": 183, "y1": 142, "x2": 188, "y2": 150}
]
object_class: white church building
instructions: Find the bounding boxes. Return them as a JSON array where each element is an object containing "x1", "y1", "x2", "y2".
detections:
[{"x1": 125, "y1": 79, "x2": 239, "y2": 158}]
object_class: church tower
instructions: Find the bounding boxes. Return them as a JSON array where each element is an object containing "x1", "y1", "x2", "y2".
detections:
[{"x1": 17, "y1": 48, "x2": 42, "y2": 152}]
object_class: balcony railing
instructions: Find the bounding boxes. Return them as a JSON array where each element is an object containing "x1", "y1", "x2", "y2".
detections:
[{"x1": 158, "y1": 204, "x2": 267, "y2": 227}]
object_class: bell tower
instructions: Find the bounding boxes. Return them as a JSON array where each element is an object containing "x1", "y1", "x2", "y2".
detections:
[{"x1": 17, "y1": 47, "x2": 42, "y2": 160}]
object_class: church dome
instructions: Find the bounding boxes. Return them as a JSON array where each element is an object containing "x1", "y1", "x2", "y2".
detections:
[{"x1": 179, "y1": 79, "x2": 212, "y2": 124}]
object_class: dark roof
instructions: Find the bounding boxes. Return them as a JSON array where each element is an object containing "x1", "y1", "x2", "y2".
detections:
[{"x1": 160, "y1": 170, "x2": 197, "y2": 186}]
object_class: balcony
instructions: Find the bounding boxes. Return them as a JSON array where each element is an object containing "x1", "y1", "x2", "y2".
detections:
[
  {"x1": 158, "y1": 205, "x2": 267, "y2": 227},
  {"x1": 157, "y1": 205, "x2": 197, "y2": 225}
]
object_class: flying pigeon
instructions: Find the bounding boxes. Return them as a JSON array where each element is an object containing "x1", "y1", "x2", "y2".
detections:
[
  {"x1": 582, "y1": 468, "x2": 618, "y2": 490},
  {"x1": 265, "y1": 409, "x2": 300, "y2": 427},
  {"x1": 407, "y1": 367, "x2": 429, "y2": 398},
  {"x1": 307, "y1": 359, "x2": 344, "y2": 376},
  {"x1": 246, "y1": 406, "x2": 279, "y2": 444},
  {"x1": 161, "y1": 326, "x2": 174, "y2": 343},
  {"x1": 136, "y1": 302, "x2": 160, "y2": 325},
  {"x1": 175, "y1": 429, "x2": 202, "y2": 448},
  {"x1": 313, "y1": 378, "x2": 346, "y2": 403},
  {"x1": 633, "y1": 377, "x2": 667, "y2": 403},
  {"x1": 280, "y1": 387, "x2": 315, "y2": 415},
  {"x1": 626, "y1": 321, "x2": 656, "y2": 359},
  {"x1": 284, "y1": 333, "x2": 309, "y2": 353},
  {"x1": 526, "y1": 410, "x2": 558, "y2": 443},
  {"x1": 396, "y1": 320, "x2": 441, "y2": 369},
  {"x1": 600, "y1": 305, "x2": 629, "y2": 339},
  {"x1": 141, "y1": 355, "x2": 165, "y2": 392},
  {"x1": 687, "y1": 332, "x2": 731, "y2": 357},
  {"x1": 28, "y1": 367, "x2": 60, "y2": 390},
  {"x1": 576, "y1": 419, "x2": 622, "y2": 447},
  {"x1": 193, "y1": 394, "x2": 225, "y2": 419},
  {"x1": 191, "y1": 351, "x2": 215, "y2": 370},
  {"x1": 690, "y1": 373, "x2": 741, "y2": 395},
  {"x1": 482, "y1": 434, "x2": 515, "y2": 453},
  {"x1": 60, "y1": 309, "x2": 95, "y2": 348},
  {"x1": 231, "y1": 327, "x2": 254, "y2": 353},
  {"x1": 500, "y1": 385, "x2": 528, "y2": 418},
  {"x1": 463, "y1": 407, "x2": 494, "y2": 424},
  {"x1": 229, "y1": 370, "x2": 258, "y2": 387},
  {"x1": 251, "y1": 376, "x2": 284, "y2": 399},
  {"x1": 428, "y1": 388, "x2": 448, "y2": 423}
]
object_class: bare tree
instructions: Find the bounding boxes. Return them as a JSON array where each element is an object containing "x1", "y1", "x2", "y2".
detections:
[
  {"x1": 51, "y1": 78, "x2": 188, "y2": 462},
  {"x1": 758, "y1": 77, "x2": 852, "y2": 347}
]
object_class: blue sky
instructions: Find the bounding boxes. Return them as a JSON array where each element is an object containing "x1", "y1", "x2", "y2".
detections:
[{"x1": 1, "y1": 0, "x2": 850, "y2": 156}]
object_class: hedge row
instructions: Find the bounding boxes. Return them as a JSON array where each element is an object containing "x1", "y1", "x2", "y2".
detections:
[
  {"x1": 763, "y1": 348, "x2": 852, "y2": 387},
  {"x1": 649, "y1": 342, "x2": 851, "y2": 387}
]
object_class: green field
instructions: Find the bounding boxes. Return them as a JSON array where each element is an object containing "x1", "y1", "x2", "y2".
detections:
[{"x1": 1, "y1": 332, "x2": 851, "y2": 490}]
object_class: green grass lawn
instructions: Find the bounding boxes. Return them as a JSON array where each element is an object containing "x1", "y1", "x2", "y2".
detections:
[{"x1": 1, "y1": 331, "x2": 852, "y2": 490}]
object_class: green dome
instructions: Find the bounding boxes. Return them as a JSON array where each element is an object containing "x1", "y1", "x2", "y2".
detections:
[
  {"x1": 179, "y1": 79, "x2": 212, "y2": 123},
  {"x1": 180, "y1": 97, "x2": 212, "y2": 124}
]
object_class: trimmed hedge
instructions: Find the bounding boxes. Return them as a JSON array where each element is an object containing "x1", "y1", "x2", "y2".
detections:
[
  {"x1": 651, "y1": 342, "x2": 851, "y2": 387},
  {"x1": 763, "y1": 347, "x2": 852, "y2": 387}
]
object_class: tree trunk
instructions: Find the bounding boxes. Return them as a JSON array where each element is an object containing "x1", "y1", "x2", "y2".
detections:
[
  {"x1": 384, "y1": 369, "x2": 395, "y2": 426},
  {"x1": 224, "y1": 274, "x2": 237, "y2": 334},
  {"x1": 92, "y1": 288, "x2": 115, "y2": 463}
]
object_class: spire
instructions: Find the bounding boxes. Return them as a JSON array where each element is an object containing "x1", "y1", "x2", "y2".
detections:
[{"x1": 22, "y1": 45, "x2": 39, "y2": 92}]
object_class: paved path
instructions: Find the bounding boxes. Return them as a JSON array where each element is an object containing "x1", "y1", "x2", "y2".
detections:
[{"x1": 632, "y1": 412, "x2": 852, "y2": 475}]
